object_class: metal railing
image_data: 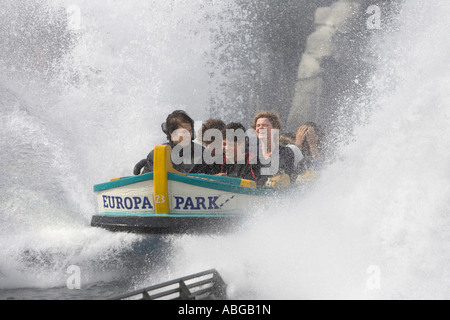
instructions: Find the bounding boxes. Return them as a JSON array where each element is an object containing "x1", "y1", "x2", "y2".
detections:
[{"x1": 110, "y1": 269, "x2": 227, "y2": 300}]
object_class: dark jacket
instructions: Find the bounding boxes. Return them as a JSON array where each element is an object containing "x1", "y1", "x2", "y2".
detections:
[
  {"x1": 134, "y1": 141, "x2": 219, "y2": 175},
  {"x1": 257, "y1": 144, "x2": 296, "y2": 186},
  {"x1": 219, "y1": 153, "x2": 260, "y2": 182}
]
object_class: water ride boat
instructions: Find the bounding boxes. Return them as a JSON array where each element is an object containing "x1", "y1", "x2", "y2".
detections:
[{"x1": 91, "y1": 145, "x2": 276, "y2": 234}]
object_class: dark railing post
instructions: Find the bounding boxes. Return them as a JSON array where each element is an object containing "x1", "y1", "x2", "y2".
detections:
[
  {"x1": 179, "y1": 280, "x2": 192, "y2": 300},
  {"x1": 142, "y1": 291, "x2": 152, "y2": 300},
  {"x1": 212, "y1": 271, "x2": 228, "y2": 300}
]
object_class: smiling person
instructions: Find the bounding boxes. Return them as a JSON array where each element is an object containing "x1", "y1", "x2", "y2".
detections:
[
  {"x1": 133, "y1": 110, "x2": 215, "y2": 175},
  {"x1": 251, "y1": 111, "x2": 296, "y2": 186}
]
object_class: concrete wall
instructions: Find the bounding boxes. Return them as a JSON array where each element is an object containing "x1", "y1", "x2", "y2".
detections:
[{"x1": 287, "y1": 0, "x2": 373, "y2": 132}]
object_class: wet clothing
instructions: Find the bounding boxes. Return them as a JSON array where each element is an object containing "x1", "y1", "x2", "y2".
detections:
[
  {"x1": 257, "y1": 144, "x2": 296, "y2": 187},
  {"x1": 219, "y1": 153, "x2": 260, "y2": 182},
  {"x1": 295, "y1": 156, "x2": 323, "y2": 185},
  {"x1": 134, "y1": 141, "x2": 218, "y2": 175},
  {"x1": 296, "y1": 156, "x2": 323, "y2": 177}
]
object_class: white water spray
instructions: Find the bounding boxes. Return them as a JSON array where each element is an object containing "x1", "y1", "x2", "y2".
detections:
[
  {"x1": 0, "y1": 0, "x2": 235, "y2": 293},
  {"x1": 1, "y1": 0, "x2": 450, "y2": 300},
  {"x1": 168, "y1": 1, "x2": 450, "y2": 299}
]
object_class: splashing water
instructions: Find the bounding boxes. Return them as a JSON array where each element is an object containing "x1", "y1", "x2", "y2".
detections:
[
  {"x1": 0, "y1": 0, "x2": 232, "y2": 297},
  {"x1": 1, "y1": 0, "x2": 450, "y2": 300},
  {"x1": 166, "y1": 1, "x2": 450, "y2": 300}
]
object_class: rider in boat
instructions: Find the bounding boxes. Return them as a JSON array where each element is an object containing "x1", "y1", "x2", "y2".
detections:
[
  {"x1": 251, "y1": 111, "x2": 296, "y2": 187},
  {"x1": 218, "y1": 122, "x2": 261, "y2": 183},
  {"x1": 134, "y1": 110, "x2": 218, "y2": 175},
  {"x1": 294, "y1": 121, "x2": 326, "y2": 183},
  {"x1": 198, "y1": 118, "x2": 226, "y2": 175}
]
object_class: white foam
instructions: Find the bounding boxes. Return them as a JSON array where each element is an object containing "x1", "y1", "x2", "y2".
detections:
[{"x1": 168, "y1": 0, "x2": 450, "y2": 299}]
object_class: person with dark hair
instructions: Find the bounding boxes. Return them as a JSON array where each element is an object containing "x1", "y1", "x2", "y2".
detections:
[
  {"x1": 199, "y1": 118, "x2": 226, "y2": 147},
  {"x1": 133, "y1": 110, "x2": 214, "y2": 175},
  {"x1": 217, "y1": 122, "x2": 260, "y2": 182},
  {"x1": 196, "y1": 118, "x2": 226, "y2": 175}
]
